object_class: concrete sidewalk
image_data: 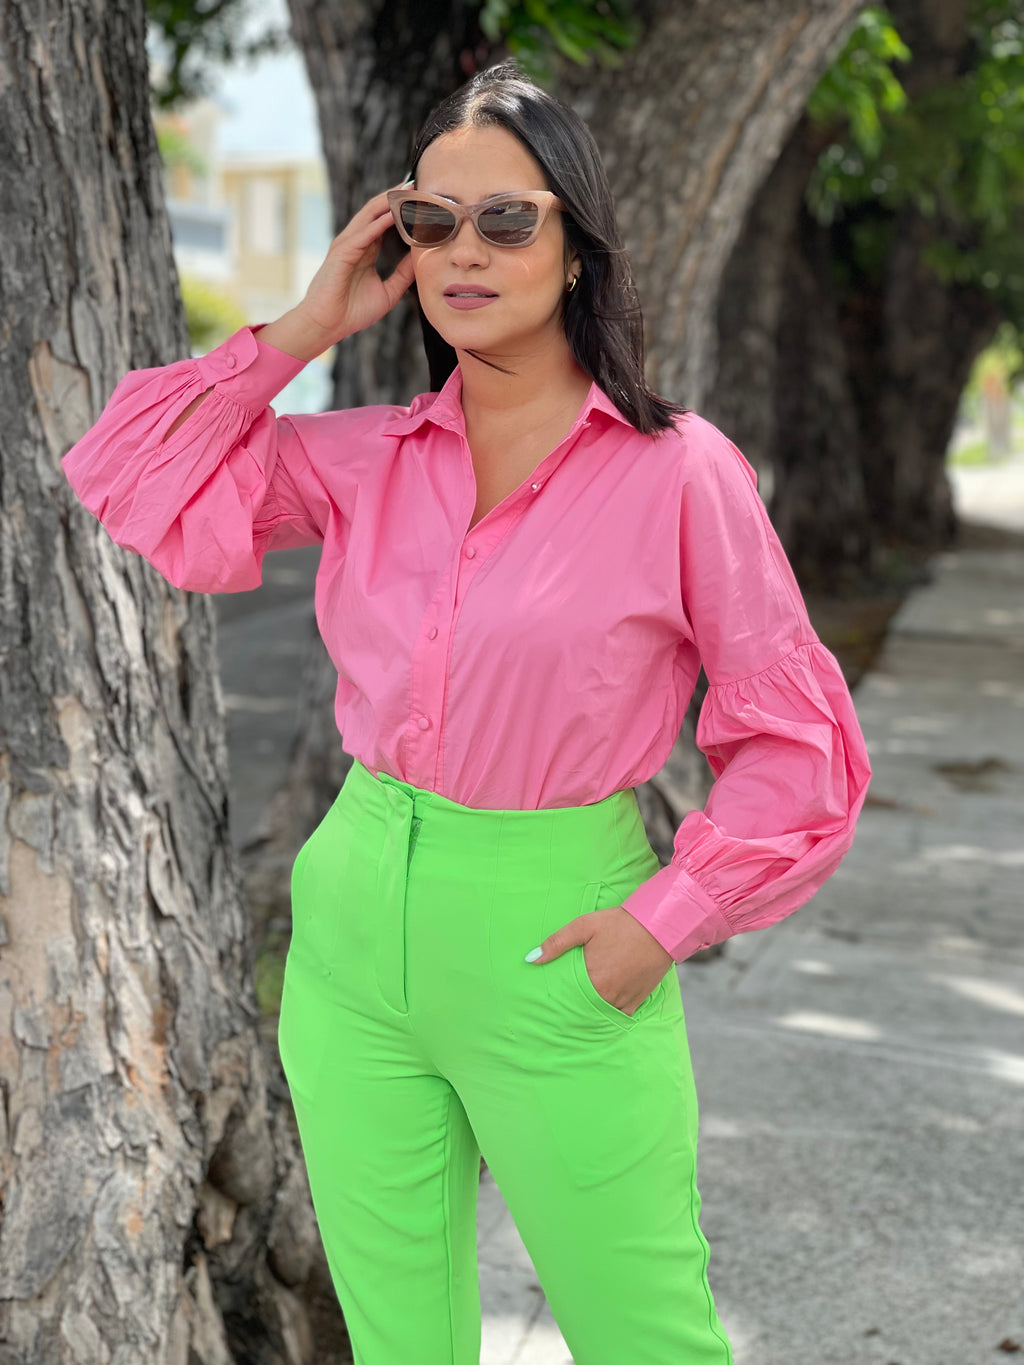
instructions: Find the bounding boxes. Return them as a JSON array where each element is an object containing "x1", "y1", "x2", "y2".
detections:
[{"x1": 215, "y1": 480, "x2": 1024, "y2": 1364}]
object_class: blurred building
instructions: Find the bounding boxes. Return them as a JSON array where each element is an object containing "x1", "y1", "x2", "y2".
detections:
[{"x1": 154, "y1": 85, "x2": 335, "y2": 414}]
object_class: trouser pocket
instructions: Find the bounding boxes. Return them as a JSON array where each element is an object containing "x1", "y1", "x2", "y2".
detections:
[{"x1": 569, "y1": 880, "x2": 667, "y2": 1030}]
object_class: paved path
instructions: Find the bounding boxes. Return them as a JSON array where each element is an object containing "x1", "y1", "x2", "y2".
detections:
[
  {"x1": 948, "y1": 447, "x2": 1024, "y2": 537},
  {"x1": 215, "y1": 464, "x2": 1024, "y2": 1364}
]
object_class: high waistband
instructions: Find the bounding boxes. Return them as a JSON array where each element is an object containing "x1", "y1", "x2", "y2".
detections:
[
  {"x1": 328, "y1": 760, "x2": 659, "y2": 1016},
  {"x1": 339, "y1": 759, "x2": 655, "y2": 889},
  {"x1": 349, "y1": 757, "x2": 639, "y2": 831}
]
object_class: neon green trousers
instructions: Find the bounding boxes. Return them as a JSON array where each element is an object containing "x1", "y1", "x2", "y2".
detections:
[{"x1": 277, "y1": 758, "x2": 733, "y2": 1365}]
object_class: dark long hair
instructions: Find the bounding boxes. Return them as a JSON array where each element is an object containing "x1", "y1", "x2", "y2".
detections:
[{"x1": 407, "y1": 62, "x2": 687, "y2": 435}]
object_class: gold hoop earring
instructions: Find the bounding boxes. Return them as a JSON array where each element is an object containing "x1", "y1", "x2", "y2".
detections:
[{"x1": 566, "y1": 276, "x2": 578, "y2": 293}]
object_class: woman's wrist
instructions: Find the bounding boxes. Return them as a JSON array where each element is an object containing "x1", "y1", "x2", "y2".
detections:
[{"x1": 254, "y1": 308, "x2": 340, "y2": 363}]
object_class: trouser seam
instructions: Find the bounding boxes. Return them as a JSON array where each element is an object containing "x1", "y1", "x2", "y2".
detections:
[
  {"x1": 442, "y1": 1085, "x2": 457, "y2": 1364},
  {"x1": 611, "y1": 791, "x2": 627, "y2": 868},
  {"x1": 688, "y1": 1160, "x2": 733, "y2": 1363}
]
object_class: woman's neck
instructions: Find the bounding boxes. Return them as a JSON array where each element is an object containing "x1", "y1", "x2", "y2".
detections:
[{"x1": 456, "y1": 339, "x2": 593, "y2": 439}]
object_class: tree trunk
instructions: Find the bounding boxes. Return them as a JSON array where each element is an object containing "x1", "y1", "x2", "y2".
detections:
[
  {"x1": 768, "y1": 165, "x2": 874, "y2": 591},
  {"x1": 716, "y1": 193, "x2": 996, "y2": 596},
  {"x1": 707, "y1": 0, "x2": 1003, "y2": 593},
  {"x1": 558, "y1": 0, "x2": 865, "y2": 412},
  {"x1": 838, "y1": 0, "x2": 984, "y2": 559},
  {"x1": 705, "y1": 117, "x2": 834, "y2": 496},
  {"x1": 843, "y1": 209, "x2": 1002, "y2": 552},
  {"x1": 0, "y1": 4, "x2": 321, "y2": 1360}
]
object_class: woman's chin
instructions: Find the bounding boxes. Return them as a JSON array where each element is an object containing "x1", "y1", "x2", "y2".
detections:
[
  {"x1": 442, "y1": 330, "x2": 516, "y2": 364},
  {"x1": 429, "y1": 315, "x2": 501, "y2": 348},
  {"x1": 423, "y1": 309, "x2": 544, "y2": 367}
]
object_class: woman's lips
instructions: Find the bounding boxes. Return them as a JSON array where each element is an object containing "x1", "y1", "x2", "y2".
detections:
[{"x1": 444, "y1": 288, "x2": 498, "y2": 311}]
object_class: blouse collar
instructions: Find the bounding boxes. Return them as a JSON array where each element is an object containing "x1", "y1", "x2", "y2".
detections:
[{"x1": 385, "y1": 363, "x2": 637, "y2": 438}]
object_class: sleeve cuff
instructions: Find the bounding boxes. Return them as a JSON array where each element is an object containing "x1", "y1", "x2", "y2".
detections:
[
  {"x1": 621, "y1": 862, "x2": 735, "y2": 962},
  {"x1": 194, "y1": 325, "x2": 309, "y2": 411}
]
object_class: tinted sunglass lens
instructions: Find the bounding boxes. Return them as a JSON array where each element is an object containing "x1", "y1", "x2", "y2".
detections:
[
  {"x1": 400, "y1": 200, "x2": 456, "y2": 244},
  {"x1": 478, "y1": 199, "x2": 540, "y2": 245}
]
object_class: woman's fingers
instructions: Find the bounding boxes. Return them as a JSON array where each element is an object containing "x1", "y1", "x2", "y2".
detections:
[
  {"x1": 381, "y1": 248, "x2": 417, "y2": 306},
  {"x1": 298, "y1": 183, "x2": 414, "y2": 338},
  {"x1": 332, "y1": 192, "x2": 403, "y2": 260},
  {"x1": 343, "y1": 184, "x2": 409, "y2": 235}
]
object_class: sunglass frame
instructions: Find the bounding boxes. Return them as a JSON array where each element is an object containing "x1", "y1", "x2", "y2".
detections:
[{"x1": 386, "y1": 189, "x2": 564, "y2": 248}]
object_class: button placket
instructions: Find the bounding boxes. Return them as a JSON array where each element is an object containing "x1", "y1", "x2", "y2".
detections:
[
  {"x1": 405, "y1": 571, "x2": 456, "y2": 786},
  {"x1": 407, "y1": 402, "x2": 590, "y2": 788}
]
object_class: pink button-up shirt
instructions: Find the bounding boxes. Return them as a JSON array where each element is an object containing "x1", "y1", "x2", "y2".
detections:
[{"x1": 61, "y1": 324, "x2": 871, "y2": 962}]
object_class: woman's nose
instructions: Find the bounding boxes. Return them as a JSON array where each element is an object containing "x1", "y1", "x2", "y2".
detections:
[{"x1": 446, "y1": 215, "x2": 489, "y2": 267}]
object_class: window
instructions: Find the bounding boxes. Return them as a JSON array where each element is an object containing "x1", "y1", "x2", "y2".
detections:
[{"x1": 245, "y1": 177, "x2": 287, "y2": 255}]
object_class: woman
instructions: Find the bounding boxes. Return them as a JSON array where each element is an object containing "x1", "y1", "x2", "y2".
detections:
[{"x1": 62, "y1": 61, "x2": 871, "y2": 1365}]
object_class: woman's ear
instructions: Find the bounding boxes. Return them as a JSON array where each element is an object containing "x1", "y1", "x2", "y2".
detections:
[{"x1": 566, "y1": 250, "x2": 582, "y2": 288}]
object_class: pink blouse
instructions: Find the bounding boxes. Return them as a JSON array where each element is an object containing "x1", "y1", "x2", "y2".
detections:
[{"x1": 61, "y1": 323, "x2": 871, "y2": 963}]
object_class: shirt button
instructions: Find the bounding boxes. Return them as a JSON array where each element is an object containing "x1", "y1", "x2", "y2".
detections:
[
  {"x1": 224, "y1": 355, "x2": 237, "y2": 370},
  {"x1": 427, "y1": 626, "x2": 438, "y2": 640},
  {"x1": 531, "y1": 482, "x2": 540, "y2": 491},
  {"x1": 417, "y1": 715, "x2": 431, "y2": 731},
  {"x1": 465, "y1": 545, "x2": 476, "y2": 559}
]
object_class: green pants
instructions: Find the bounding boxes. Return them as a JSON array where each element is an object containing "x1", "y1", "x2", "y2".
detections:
[{"x1": 277, "y1": 759, "x2": 733, "y2": 1365}]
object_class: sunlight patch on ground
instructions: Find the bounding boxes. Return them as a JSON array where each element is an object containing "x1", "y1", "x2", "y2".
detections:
[
  {"x1": 929, "y1": 974, "x2": 1024, "y2": 1018},
  {"x1": 891, "y1": 713, "x2": 950, "y2": 734},
  {"x1": 923, "y1": 844, "x2": 1024, "y2": 866},
  {"x1": 790, "y1": 959, "x2": 838, "y2": 976},
  {"x1": 776, "y1": 1011, "x2": 882, "y2": 1041},
  {"x1": 980, "y1": 1049, "x2": 1024, "y2": 1085}
]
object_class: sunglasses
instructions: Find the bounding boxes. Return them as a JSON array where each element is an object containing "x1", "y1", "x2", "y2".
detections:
[{"x1": 386, "y1": 189, "x2": 564, "y2": 248}]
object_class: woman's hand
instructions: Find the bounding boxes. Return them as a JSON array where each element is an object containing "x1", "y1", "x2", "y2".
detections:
[
  {"x1": 294, "y1": 185, "x2": 418, "y2": 348},
  {"x1": 525, "y1": 905, "x2": 674, "y2": 1015}
]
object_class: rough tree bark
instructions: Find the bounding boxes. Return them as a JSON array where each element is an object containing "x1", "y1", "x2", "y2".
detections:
[
  {"x1": 559, "y1": 0, "x2": 866, "y2": 412},
  {"x1": 709, "y1": 113, "x2": 879, "y2": 593},
  {"x1": 0, "y1": 2, "x2": 325, "y2": 1361},
  {"x1": 254, "y1": 0, "x2": 868, "y2": 920},
  {"x1": 820, "y1": 0, "x2": 999, "y2": 561},
  {"x1": 705, "y1": 117, "x2": 835, "y2": 496},
  {"x1": 842, "y1": 207, "x2": 1002, "y2": 556},
  {"x1": 709, "y1": 0, "x2": 1003, "y2": 591}
]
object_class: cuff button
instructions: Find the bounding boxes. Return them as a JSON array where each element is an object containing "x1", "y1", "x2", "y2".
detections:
[{"x1": 225, "y1": 355, "x2": 237, "y2": 370}]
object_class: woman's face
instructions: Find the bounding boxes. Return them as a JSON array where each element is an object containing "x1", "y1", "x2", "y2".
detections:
[{"x1": 410, "y1": 124, "x2": 579, "y2": 363}]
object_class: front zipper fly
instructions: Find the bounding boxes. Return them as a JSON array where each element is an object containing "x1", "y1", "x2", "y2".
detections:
[{"x1": 407, "y1": 814, "x2": 423, "y2": 867}]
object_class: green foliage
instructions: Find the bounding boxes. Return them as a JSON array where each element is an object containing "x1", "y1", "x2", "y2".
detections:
[
  {"x1": 804, "y1": 0, "x2": 1024, "y2": 331},
  {"x1": 148, "y1": 0, "x2": 641, "y2": 109},
  {"x1": 806, "y1": 7, "x2": 910, "y2": 157},
  {"x1": 147, "y1": 0, "x2": 292, "y2": 109},
  {"x1": 947, "y1": 437, "x2": 991, "y2": 464},
  {"x1": 179, "y1": 274, "x2": 247, "y2": 352},
  {"x1": 968, "y1": 318, "x2": 1024, "y2": 388},
  {"x1": 477, "y1": 0, "x2": 641, "y2": 85}
]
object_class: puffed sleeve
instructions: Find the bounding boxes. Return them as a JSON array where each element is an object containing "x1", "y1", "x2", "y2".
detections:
[
  {"x1": 621, "y1": 414, "x2": 872, "y2": 962},
  {"x1": 61, "y1": 324, "x2": 332, "y2": 593}
]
